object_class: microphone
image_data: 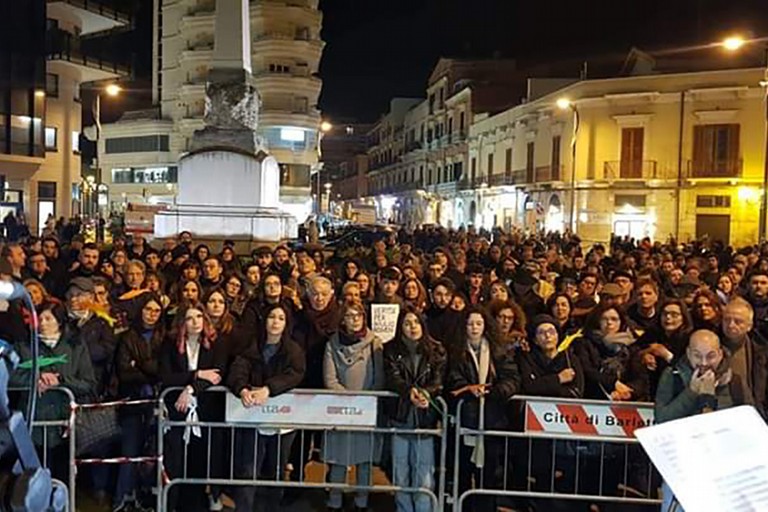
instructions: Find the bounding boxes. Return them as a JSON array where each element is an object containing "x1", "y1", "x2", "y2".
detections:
[{"x1": 0, "y1": 281, "x2": 25, "y2": 301}]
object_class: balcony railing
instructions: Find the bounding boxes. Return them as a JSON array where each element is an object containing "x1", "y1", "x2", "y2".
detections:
[
  {"x1": 603, "y1": 160, "x2": 660, "y2": 180},
  {"x1": 534, "y1": 164, "x2": 564, "y2": 182},
  {"x1": 488, "y1": 170, "x2": 526, "y2": 187},
  {"x1": 47, "y1": 29, "x2": 129, "y2": 76},
  {"x1": 405, "y1": 141, "x2": 423, "y2": 152},
  {"x1": 49, "y1": 0, "x2": 131, "y2": 26},
  {"x1": 686, "y1": 159, "x2": 743, "y2": 178}
]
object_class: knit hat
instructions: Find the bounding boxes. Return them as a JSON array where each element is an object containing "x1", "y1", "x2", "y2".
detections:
[{"x1": 527, "y1": 314, "x2": 561, "y2": 342}]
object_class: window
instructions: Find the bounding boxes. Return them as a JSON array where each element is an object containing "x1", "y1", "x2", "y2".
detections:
[
  {"x1": 615, "y1": 194, "x2": 646, "y2": 208},
  {"x1": 471, "y1": 157, "x2": 477, "y2": 183},
  {"x1": 105, "y1": 135, "x2": 170, "y2": 154},
  {"x1": 505, "y1": 148, "x2": 512, "y2": 175},
  {"x1": 44, "y1": 127, "x2": 57, "y2": 151},
  {"x1": 459, "y1": 112, "x2": 465, "y2": 134},
  {"x1": 71, "y1": 131, "x2": 80, "y2": 153},
  {"x1": 620, "y1": 128, "x2": 644, "y2": 178},
  {"x1": 696, "y1": 195, "x2": 731, "y2": 208},
  {"x1": 111, "y1": 166, "x2": 178, "y2": 184},
  {"x1": 280, "y1": 128, "x2": 305, "y2": 142},
  {"x1": 268, "y1": 63, "x2": 291, "y2": 74},
  {"x1": 46, "y1": 74, "x2": 59, "y2": 98},
  {"x1": 111, "y1": 168, "x2": 133, "y2": 184},
  {"x1": 487, "y1": 153, "x2": 494, "y2": 176},
  {"x1": 551, "y1": 136, "x2": 561, "y2": 180},
  {"x1": 692, "y1": 124, "x2": 741, "y2": 177},
  {"x1": 38, "y1": 181, "x2": 57, "y2": 199},
  {"x1": 526, "y1": 142, "x2": 535, "y2": 182}
]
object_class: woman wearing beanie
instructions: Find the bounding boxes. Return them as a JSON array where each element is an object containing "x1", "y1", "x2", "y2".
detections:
[{"x1": 323, "y1": 301, "x2": 384, "y2": 512}]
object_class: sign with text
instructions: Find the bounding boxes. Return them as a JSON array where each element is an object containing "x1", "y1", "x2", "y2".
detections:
[
  {"x1": 524, "y1": 397, "x2": 655, "y2": 438},
  {"x1": 225, "y1": 391, "x2": 378, "y2": 427},
  {"x1": 370, "y1": 303, "x2": 400, "y2": 343}
]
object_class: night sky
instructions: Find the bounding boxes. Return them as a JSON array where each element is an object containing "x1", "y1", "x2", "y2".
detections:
[{"x1": 94, "y1": 0, "x2": 768, "y2": 123}]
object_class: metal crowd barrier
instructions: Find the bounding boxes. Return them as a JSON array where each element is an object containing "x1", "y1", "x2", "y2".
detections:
[
  {"x1": 9, "y1": 386, "x2": 76, "y2": 512},
  {"x1": 451, "y1": 395, "x2": 663, "y2": 512},
  {"x1": 156, "y1": 386, "x2": 449, "y2": 512}
]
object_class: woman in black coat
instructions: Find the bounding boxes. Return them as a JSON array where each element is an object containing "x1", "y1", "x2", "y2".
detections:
[
  {"x1": 160, "y1": 305, "x2": 227, "y2": 512},
  {"x1": 384, "y1": 306, "x2": 447, "y2": 512},
  {"x1": 445, "y1": 305, "x2": 521, "y2": 512},
  {"x1": 114, "y1": 292, "x2": 166, "y2": 510},
  {"x1": 227, "y1": 304, "x2": 306, "y2": 512}
]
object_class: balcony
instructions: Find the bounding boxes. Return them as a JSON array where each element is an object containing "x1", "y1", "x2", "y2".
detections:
[
  {"x1": 686, "y1": 159, "x2": 743, "y2": 179},
  {"x1": 47, "y1": 0, "x2": 131, "y2": 36},
  {"x1": 488, "y1": 170, "x2": 526, "y2": 187},
  {"x1": 534, "y1": 164, "x2": 564, "y2": 183},
  {"x1": 47, "y1": 29, "x2": 129, "y2": 82},
  {"x1": 603, "y1": 160, "x2": 661, "y2": 180},
  {"x1": 405, "y1": 141, "x2": 423, "y2": 153}
]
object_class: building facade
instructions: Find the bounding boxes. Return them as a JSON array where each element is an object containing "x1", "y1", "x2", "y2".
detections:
[
  {"x1": 99, "y1": 0, "x2": 325, "y2": 224},
  {"x1": 363, "y1": 61, "x2": 766, "y2": 246},
  {"x1": 0, "y1": 0, "x2": 128, "y2": 234}
]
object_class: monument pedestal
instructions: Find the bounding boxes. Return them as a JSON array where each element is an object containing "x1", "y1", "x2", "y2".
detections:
[{"x1": 154, "y1": 149, "x2": 297, "y2": 241}]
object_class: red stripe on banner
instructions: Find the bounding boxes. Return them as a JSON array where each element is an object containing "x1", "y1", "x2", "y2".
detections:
[
  {"x1": 526, "y1": 404, "x2": 544, "y2": 431},
  {"x1": 556, "y1": 404, "x2": 599, "y2": 435},
  {"x1": 610, "y1": 406, "x2": 648, "y2": 437}
]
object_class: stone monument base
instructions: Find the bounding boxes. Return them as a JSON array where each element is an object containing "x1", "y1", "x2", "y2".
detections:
[{"x1": 154, "y1": 204, "x2": 297, "y2": 242}]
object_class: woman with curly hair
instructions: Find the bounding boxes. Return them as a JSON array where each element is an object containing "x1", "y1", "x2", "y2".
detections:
[
  {"x1": 691, "y1": 288, "x2": 722, "y2": 332},
  {"x1": 401, "y1": 277, "x2": 429, "y2": 314},
  {"x1": 487, "y1": 298, "x2": 527, "y2": 347}
]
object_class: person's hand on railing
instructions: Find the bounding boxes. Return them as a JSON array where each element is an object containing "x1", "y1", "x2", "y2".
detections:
[
  {"x1": 611, "y1": 380, "x2": 634, "y2": 401},
  {"x1": 38, "y1": 372, "x2": 60, "y2": 394},
  {"x1": 410, "y1": 387, "x2": 429, "y2": 409},
  {"x1": 175, "y1": 386, "x2": 194, "y2": 413},
  {"x1": 240, "y1": 386, "x2": 270, "y2": 407},
  {"x1": 196, "y1": 369, "x2": 221, "y2": 385}
]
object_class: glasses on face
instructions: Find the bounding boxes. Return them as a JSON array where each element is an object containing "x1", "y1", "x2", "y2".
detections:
[
  {"x1": 344, "y1": 312, "x2": 362, "y2": 320},
  {"x1": 536, "y1": 327, "x2": 558, "y2": 338}
]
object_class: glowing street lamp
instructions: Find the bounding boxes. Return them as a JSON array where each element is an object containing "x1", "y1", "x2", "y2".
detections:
[
  {"x1": 105, "y1": 83, "x2": 122, "y2": 97},
  {"x1": 556, "y1": 97, "x2": 572, "y2": 111},
  {"x1": 722, "y1": 36, "x2": 747, "y2": 51},
  {"x1": 320, "y1": 121, "x2": 333, "y2": 133}
]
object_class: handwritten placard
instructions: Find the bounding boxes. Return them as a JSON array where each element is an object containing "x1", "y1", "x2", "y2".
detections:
[{"x1": 370, "y1": 303, "x2": 400, "y2": 343}]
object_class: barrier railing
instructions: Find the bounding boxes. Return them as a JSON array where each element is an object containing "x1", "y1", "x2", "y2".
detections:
[
  {"x1": 156, "y1": 386, "x2": 449, "y2": 512},
  {"x1": 451, "y1": 395, "x2": 663, "y2": 512},
  {"x1": 10, "y1": 386, "x2": 76, "y2": 512}
]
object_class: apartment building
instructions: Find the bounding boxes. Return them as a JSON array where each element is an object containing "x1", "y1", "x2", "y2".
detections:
[
  {"x1": 98, "y1": 0, "x2": 324, "y2": 223},
  {"x1": 0, "y1": 0, "x2": 129, "y2": 234}
]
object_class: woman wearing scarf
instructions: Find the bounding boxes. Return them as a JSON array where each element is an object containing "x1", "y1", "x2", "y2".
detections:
[
  {"x1": 10, "y1": 301, "x2": 96, "y2": 485},
  {"x1": 384, "y1": 306, "x2": 446, "y2": 512},
  {"x1": 630, "y1": 298, "x2": 694, "y2": 400},
  {"x1": 160, "y1": 305, "x2": 226, "y2": 512},
  {"x1": 446, "y1": 306, "x2": 520, "y2": 512},
  {"x1": 114, "y1": 292, "x2": 165, "y2": 511},
  {"x1": 228, "y1": 304, "x2": 305, "y2": 512},
  {"x1": 323, "y1": 301, "x2": 384, "y2": 512},
  {"x1": 573, "y1": 303, "x2": 638, "y2": 401}
]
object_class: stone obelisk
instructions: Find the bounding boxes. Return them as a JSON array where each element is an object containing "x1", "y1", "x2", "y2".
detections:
[{"x1": 154, "y1": 0, "x2": 296, "y2": 243}]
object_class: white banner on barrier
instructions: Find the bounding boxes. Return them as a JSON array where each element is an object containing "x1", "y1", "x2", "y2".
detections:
[
  {"x1": 371, "y1": 303, "x2": 400, "y2": 343},
  {"x1": 524, "y1": 398, "x2": 655, "y2": 438},
  {"x1": 225, "y1": 392, "x2": 379, "y2": 427}
]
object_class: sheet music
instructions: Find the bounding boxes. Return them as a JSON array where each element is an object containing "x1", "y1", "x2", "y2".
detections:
[{"x1": 635, "y1": 406, "x2": 768, "y2": 511}]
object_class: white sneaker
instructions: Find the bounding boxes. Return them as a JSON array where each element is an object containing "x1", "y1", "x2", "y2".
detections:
[{"x1": 209, "y1": 495, "x2": 224, "y2": 511}]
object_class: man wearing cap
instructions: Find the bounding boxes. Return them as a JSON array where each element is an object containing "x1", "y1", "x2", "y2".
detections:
[
  {"x1": 611, "y1": 270, "x2": 635, "y2": 306},
  {"x1": 66, "y1": 277, "x2": 117, "y2": 399}
]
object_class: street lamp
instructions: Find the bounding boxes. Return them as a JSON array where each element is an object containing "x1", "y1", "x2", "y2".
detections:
[
  {"x1": 722, "y1": 35, "x2": 768, "y2": 241},
  {"x1": 557, "y1": 97, "x2": 580, "y2": 233},
  {"x1": 315, "y1": 120, "x2": 332, "y2": 214},
  {"x1": 93, "y1": 83, "x2": 121, "y2": 219}
]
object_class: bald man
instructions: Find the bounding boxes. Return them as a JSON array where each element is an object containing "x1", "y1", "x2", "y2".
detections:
[{"x1": 655, "y1": 329, "x2": 753, "y2": 512}]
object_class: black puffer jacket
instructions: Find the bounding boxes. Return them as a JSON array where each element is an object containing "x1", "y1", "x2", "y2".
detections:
[
  {"x1": 518, "y1": 346, "x2": 584, "y2": 399},
  {"x1": 384, "y1": 335, "x2": 447, "y2": 428},
  {"x1": 445, "y1": 341, "x2": 521, "y2": 430},
  {"x1": 227, "y1": 338, "x2": 306, "y2": 397},
  {"x1": 69, "y1": 314, "x2": 117, "y2": 398},
  {"x1": 116, "y1": 325, "x2": 164, "y2": 400}
]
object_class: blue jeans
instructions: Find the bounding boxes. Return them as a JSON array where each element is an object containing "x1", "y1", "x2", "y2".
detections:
[
  {"x1": 114, "y1": 412, "x2": 152, "y2": 507},
  {"x1": 327, "y1": 462, "x2": 372, "y2": 508},
  {"x1": 662, "y1": 481, "x2": 684, "y2": 511},
  {"x1": 392, "y1": 434, "x2": 435, "y2": 512}
]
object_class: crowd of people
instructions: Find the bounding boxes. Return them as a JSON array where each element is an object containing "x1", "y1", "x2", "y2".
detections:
[{"x1": 0, "y1": 225, "x2": 765, "y2": 512}]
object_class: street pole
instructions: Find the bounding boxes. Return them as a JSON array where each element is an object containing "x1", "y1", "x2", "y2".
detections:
[
  {"x1": 94, "y1": 93, "x2": 101, "y2": 221},
  {"x1": 568, "y1": 105, "x2": 580, "y2": 233},
  {"x1": 760, "y1": 48, "x2": 768, "y2": 242}
]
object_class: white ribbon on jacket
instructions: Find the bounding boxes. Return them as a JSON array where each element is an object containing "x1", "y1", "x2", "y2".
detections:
[{"x1": 183, "y1": 394, "x2": 202, "y2": 444}]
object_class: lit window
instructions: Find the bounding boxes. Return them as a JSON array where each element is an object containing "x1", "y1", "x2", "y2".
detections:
[
  {"x1": 280, "y1": 128, "x2": 305, "y2": 142},
  {"x1": 45, "y1": 127, "x2": 57, "y2": 150},
  {"x1": 72, "y1": 131, "x2": 80, "y2": 153}
]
